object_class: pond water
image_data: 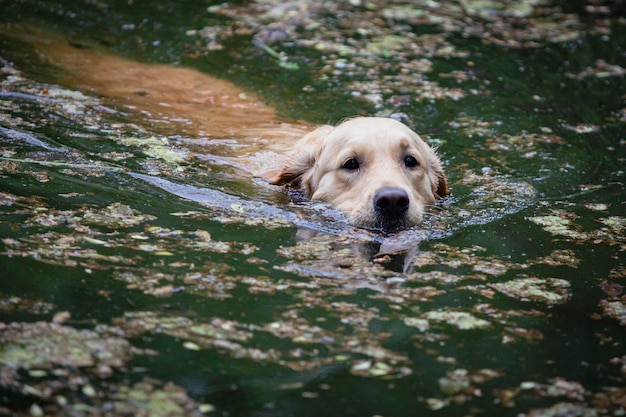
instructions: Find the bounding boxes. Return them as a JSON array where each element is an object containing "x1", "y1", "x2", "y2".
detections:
[{"x1": 1, "y1": 1, "x2": 625, "y2": 416}]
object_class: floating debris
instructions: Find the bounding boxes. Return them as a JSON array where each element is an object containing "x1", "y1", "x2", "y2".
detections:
[
  {"x1": 423, "y1": 310, "x2": 491, "y2": 330},
  {"x1": 0, "y1": 321, "x2": 130, "y2": 370},
  {"x1": 490, "y1": 277, "x2": 571, "y2": 305},
  {"x1": 1, "y1": 2, "x2": 625, "y2": 416},
  {"x1": 599, "y1": 299, "x2": 626, "y2": 325},
  {"x1": 81, "y1": 202, "x2": 157, "y2": 228}
]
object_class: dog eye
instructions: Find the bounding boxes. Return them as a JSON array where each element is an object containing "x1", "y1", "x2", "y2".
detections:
[
  {"x1": 404, "y1": 155, "x2": 420, "y2": 168},
  {"x1": 342, "y1": 158, "x2": 360, "y2": 170}
]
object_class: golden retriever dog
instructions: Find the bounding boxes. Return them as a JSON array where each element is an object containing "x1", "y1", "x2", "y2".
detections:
[
  {"x1": 268, "y1": 117, "x2": 449, "y2": 231},
  {"x1": 5, "y1": 25, "x2": 448, "y2": 232}
]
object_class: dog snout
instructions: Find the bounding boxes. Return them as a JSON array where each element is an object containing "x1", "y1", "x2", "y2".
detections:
[{"x1": 374, "y1": 187, "x2": 410, "y2": 218}]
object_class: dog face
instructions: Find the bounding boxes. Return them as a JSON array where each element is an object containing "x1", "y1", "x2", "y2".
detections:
[{"x1": 269, "y1": 117, "x2": 449, "y2": 231}]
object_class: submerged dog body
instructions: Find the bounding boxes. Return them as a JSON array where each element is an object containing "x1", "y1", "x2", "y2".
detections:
[
  {"x1": 6, "y1": 27, "x2": 448, "y2": 232},
  {"x1": 269, "y1": 117, "x2": 449, "y2": 231}
]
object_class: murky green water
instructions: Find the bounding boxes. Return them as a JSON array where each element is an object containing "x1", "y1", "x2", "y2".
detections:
[{"x1": 1, "y1": 1, "x2": 625, "y2": 416}]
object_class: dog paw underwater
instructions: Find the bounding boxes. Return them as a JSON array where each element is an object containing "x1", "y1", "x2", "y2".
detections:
[{"x1": 266, "y1": 116, "x2": 450, "y2": 233}]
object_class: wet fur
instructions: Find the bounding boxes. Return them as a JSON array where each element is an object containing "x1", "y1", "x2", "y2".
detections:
[{"x1": 267, "y1": 117, "x2": 449, "y2": 231}]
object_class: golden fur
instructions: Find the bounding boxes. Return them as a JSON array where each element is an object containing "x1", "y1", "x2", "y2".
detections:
[{"x1": 268, "y1": 117, "x2": 449, "y2": 231}]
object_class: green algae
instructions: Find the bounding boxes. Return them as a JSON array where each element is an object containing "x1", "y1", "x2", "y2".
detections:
[
  {"x1": 0, "y1": 322, "x2": 130, "y2": 370},
  {"x1": 490, "y1": 277, "x2": 571, "y2": 305},
  {"x1": 0, "y1": 0, "x2": 624, "y2": 416},
  {"x1": 422, "y1": 310, "x2": 491, "y2": 330}
]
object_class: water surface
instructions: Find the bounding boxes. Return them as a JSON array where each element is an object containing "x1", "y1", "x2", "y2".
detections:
[{"x1": 0, "y1": 1, "x2": 625, "y2": 416}]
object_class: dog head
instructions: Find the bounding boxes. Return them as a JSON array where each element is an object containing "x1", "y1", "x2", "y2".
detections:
[{"x1": 268, "y1": 117, "x2": 449, "y2": 231}]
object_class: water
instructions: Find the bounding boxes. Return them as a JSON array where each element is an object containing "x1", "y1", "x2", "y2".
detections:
[{"x1": 0, "y1": 1, "x2": 625, "y2": 416}]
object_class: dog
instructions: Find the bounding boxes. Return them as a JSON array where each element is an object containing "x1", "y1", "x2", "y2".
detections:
[
  {"x1": 5, "y1": 25, "x2": 448, "y2": 232},
  {"x1": 267, "y1": 117, "x2": 449, "y2": 232}
]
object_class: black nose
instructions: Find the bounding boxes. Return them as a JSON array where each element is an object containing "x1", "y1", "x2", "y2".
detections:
[{"x1": 374, "y1": 187, "x2": 409, "y2": 218}]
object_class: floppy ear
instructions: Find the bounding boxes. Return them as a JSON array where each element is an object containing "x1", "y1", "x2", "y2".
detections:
[
  {"x1": 264, "y1": 125, "x2": 333, "y2": 195},
  {"x1": 429, "y1": 151, "x2": 449, "y2": 199}
]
